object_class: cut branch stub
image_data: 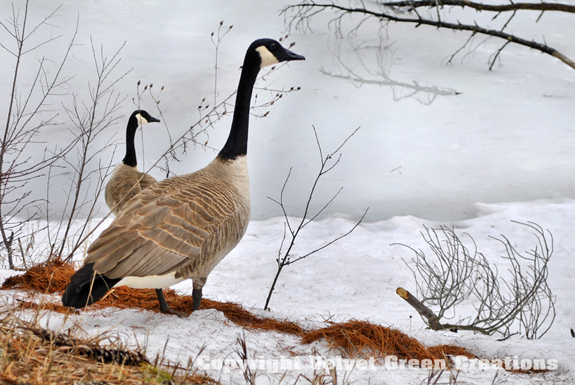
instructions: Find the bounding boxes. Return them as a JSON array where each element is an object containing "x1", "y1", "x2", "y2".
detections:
[{"x1": 396, "y1": 287, "x2": 442, "y2": 330}]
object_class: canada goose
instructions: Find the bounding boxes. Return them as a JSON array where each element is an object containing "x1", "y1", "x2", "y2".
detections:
[
  {"x1": 105, "y1": 110, "x2": 160, "y2": 215},
  {"x1": 62, "y1": 38, "x2": 305, "y2": 314}
]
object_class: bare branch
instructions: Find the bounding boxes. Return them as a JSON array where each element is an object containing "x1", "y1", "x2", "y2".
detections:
[
  {"x1": 57, "y1": 40, "x2": 129, "y2": 259},
  {"x1": 283, "y1": 1, "x2": 575, "y2": 70},
  {"x1": 289, "y1": 207, "x2": 368, "y2": 265},
  {"x1": 380, "y1": 0, "x2": 575, "y2": 14},
  {"x1": 395, "y1": 222, "x2": 555, "y2": 338},
  {"x1": 0, "y1": 2, "x2": 80, "y2": 265},
  {"x1": 264, "y1": 126, "x2": 365, "y2": 310}
]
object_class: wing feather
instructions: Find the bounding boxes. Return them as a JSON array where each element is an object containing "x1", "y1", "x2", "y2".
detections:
[{"x1": 84, "y1": 166, "x2": 248, "y2": 281}]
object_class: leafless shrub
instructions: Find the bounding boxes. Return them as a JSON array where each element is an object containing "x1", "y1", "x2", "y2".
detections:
[
  {"x1": 0, "y1": 1, "x2": 79, "y2": 268},
  {"x1": 264, "y1": 126, "x2": 368, "y2": 311},
  {"x1": 395, "y1": 221, "x2": 556, "y2": 339},
  {"x1": 47, "y1": 39, "x2": 131, "y2": 261},
  {"x1": 0, "y1": 3, "x2": 132, "y2": 268}
]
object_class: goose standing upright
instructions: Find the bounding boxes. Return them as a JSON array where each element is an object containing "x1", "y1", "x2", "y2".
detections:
[
  {"x1": 62, "y1": 38, "x2": 305, "y2": 314},
  {"x1": 105, "y1": 110, "x2": 160, "y2": 215}
]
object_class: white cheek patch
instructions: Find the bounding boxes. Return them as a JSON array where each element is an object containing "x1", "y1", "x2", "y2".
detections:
[
  {"x1": 135, "y1": 113, "x2": 149, "y2": 126},
  {"x1": 256, "y1": 46, "x2": 279, "y2": 68}
]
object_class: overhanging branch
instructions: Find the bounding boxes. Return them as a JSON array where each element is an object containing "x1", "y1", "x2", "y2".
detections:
[
  {"x1": 380, "y1": 0, "x2": 575, "y2": 14},
  {"x1": 283, "y1": 2, "x2": 575, "y2": 70}
]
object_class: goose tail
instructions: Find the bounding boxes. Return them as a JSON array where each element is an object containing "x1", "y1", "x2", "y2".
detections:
[{"x1": 62, "y1": 263, "x2": 121, "y2": 309}]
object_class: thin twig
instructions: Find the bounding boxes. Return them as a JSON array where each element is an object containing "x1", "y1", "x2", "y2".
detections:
[{"x1": 264, "y1": 126, "x2": 365, "y2": 310}]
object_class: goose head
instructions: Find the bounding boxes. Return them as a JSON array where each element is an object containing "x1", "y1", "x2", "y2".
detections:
[
  {"x1": 132, "y1": 110, "x2": 161, "y2": 126},
  {"x1": 250, "y1": 38, "x2": 306, "y2": 69},
  {"x1": 123, "y1": 110, "x2": 160, "y2": 167}
]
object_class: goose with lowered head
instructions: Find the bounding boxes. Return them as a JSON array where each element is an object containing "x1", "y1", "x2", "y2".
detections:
[{"x1": 62, "y1": 38, "x2": 305, "y2": 314}]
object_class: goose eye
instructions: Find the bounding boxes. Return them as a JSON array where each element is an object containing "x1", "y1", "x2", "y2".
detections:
[{"x1": 269, "y1": 42, "x2": 277, "y2": 50}]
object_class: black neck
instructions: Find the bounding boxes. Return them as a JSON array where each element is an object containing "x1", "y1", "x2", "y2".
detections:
[
  {"x1": 217, "y1": 50, "x2": 261, "y2": 161},
  {"x1": 122, "y1": 115, "x2": 139, "y2": 167}
]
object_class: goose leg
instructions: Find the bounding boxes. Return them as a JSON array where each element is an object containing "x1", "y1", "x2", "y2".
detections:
[
  {"x1": 192, "y1": 277, "x2": 207, "y2": 311},
  {"x1": 155, "y1": 289, "x2": 185, "y2": 317},
  {"x1": 155, "y1": 288, "x2": 170, "y2": 312},
  {"x1": 192, "y1": 288, "x2": 202, "y2": 311}
]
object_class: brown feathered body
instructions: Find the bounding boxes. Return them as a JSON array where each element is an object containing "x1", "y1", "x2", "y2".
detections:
[
  {"x1": 105, "y1": 164, "x2": 158, "y2": 215},
  {"x1": 88, "y1": 156, "x2": 250, "y2": 289}
]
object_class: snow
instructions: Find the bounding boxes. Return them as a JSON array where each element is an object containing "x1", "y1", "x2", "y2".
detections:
[
  {"x1": 2, "y1": 199, "x2": 574, "y2": 384},
  {"x1": 0, "y1": 0, "x2": 574, "y2": 383}
]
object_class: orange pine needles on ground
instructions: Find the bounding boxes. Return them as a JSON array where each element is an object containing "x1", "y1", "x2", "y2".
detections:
[
  {"x1": 2, "y1": 256, "x2": 74, "y2": 293},
  {"x1": 302, "y1": 320, "x2": 475, "y2": 362},
  {"x1": 2, "y1": 258, "x2": 476, "y2": 366}
]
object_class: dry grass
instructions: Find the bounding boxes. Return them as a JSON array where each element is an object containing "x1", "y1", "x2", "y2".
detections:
[{"x1": 0, "y1": 314, "x2": 217, "y2": 384}]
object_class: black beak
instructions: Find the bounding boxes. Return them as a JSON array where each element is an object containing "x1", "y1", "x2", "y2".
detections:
[
  {"x1": 149, "y1": 116, "x2": 161, "y2": 123},
  {"x1": 282, "y1": 48, "x2": 306, "y2": 62}
]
